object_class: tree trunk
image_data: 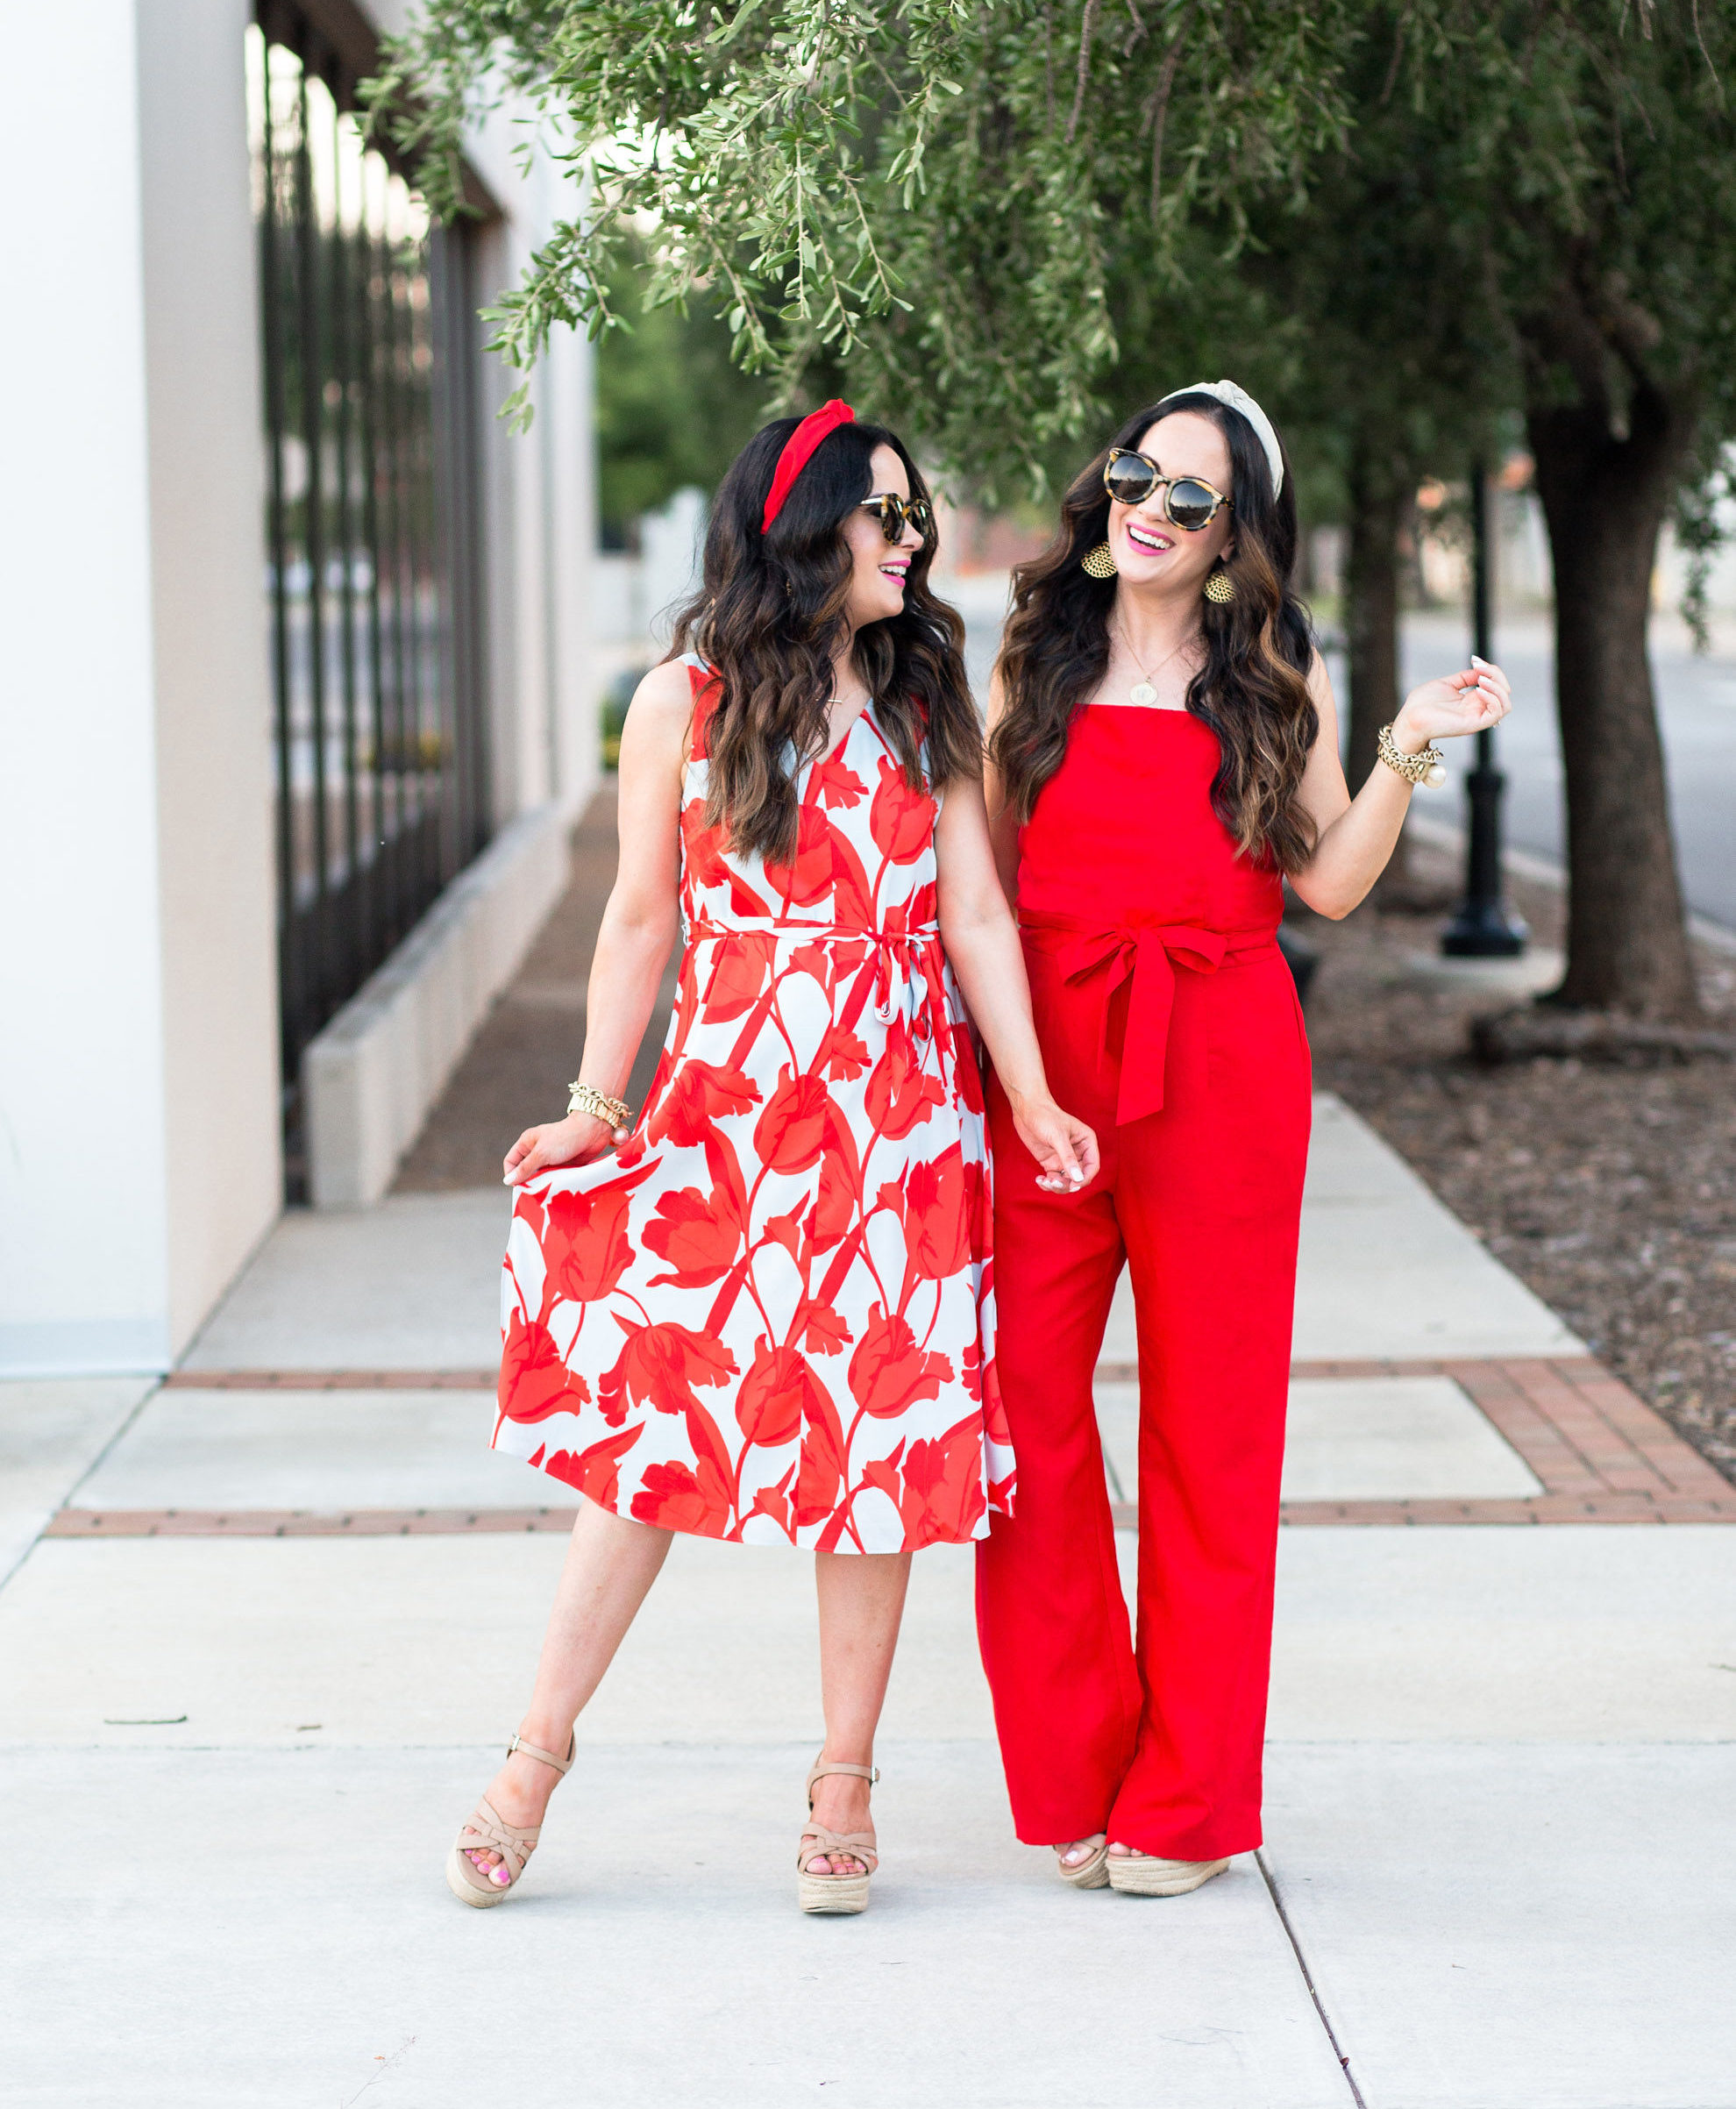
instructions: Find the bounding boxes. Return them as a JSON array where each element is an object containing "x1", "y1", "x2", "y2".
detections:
[
  {"x1": 1344, "y1": 445, "x2": 1408, "y2": 883},
  {"x1": 1526, "y1": 383, "x2": 1699, "y2": 1019}
]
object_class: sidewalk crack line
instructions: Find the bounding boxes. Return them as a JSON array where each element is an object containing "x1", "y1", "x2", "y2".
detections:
[{"x1": 1256, "y1": 1849, "x2": 1368, "y2": 2108}]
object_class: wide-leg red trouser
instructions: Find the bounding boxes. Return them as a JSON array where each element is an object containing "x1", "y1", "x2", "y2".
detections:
[{"x1": 977, "y1": 939, "x2": 1312, "y2": 1860}]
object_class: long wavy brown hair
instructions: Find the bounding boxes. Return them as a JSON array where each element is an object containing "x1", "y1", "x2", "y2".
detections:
[
  {"x1": 990, "y1": 393, "x2": 1320, "y2": 873},
  {"x1": 671, "y1": 417, "x2": 978, "y2": 866}
]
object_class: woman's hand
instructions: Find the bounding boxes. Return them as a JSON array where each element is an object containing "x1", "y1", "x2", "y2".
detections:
[
  {"x1": 1391, "y1": 655, "x2": 1512, "y2": 752},
  {"x1": 503, "y1": 1112, "x2": 629, "y2": 1187},
  {"x1": 1009, "y1": 1092, "x2": 1099, "y2": 1194}
]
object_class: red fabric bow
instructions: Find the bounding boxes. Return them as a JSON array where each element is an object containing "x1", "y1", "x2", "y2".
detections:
[
  {"x1": 762, "y1": 400, "x2": 856, "y2": 532},
  {"x1": 1024, "y1": 917, "x2": 1240, "y2": 1126}
]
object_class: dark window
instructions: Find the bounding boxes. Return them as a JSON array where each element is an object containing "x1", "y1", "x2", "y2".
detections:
[{"x1": 248, "y1": 11, "x2": 492, "y2": 1196}]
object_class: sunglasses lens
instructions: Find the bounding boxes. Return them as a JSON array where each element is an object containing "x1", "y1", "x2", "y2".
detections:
[
  {"x1": 1167, "y1": 479, "x2": 1219, "y2": 531},
  {"x1": 1103, "y1": 454, "x2": 1158, "y2": 506}
]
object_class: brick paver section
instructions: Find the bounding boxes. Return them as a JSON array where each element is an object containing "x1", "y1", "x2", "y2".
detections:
[
  {"x1": 53, "y1": 1354, "x2": 1736, "y2": 1537},
  {"x1": 1106, "y1": 1354, "x2": 1736, "y2": 1527}
]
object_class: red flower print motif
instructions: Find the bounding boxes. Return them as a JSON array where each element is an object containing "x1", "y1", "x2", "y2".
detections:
[
  {"x1": 826, "y1": 827, "x2": 877, "y2": 930},
  {"x1": 816, "y1": 1021, "x2": 870, "y2": 1082},
  {"x1": 498, "y1": 1307, "x2": 592, "y2": 1422},
  {"x1": 904, "y1": 1144, "x2": 970, "y2": 1282},
  {"x1": 754, "y1": 1066, "x2": 833, "y2": 1172},
  {"x1": 630, "y1": 1456, "x2": 733, "y2": 1537},
  {"x1": 599, "y1": 1321, "x2": 739, "y2": 1425},
  {"x1": 680, "y1": 797, "x2": 731, "y2": 892},
  {"x1": 865, "y1": 1016, "x2": 946, "y2": 1141},
  {"x1": 950, "y1": 1023, "x2": 985, "y2": 1114},
  {"x1": 764, "y1": 805, "x2": 837, "y2": 908},
  {"x1": 899, "y1": 1414, "x2": 988, "y2": 1543},
  {"x1": 544, "y1": 1424, "x2": 642, "y2": 1507},
  {"x1": 793, "y1": 1387, "x2": 850, "y2": 1528},
  {"x1": 642, "y1": 1182, "x2": 745, "y2": 1287},
  {"x1": 982, "y1": 1354, "x2": 1010, "y2": 1447},
  {"x1": 542, "y1": 1162, "x2": 658, "y2": 1307},
  {"x1": 746, "y1": 1482, "x2": 795, "y2": 1537},
  {"x1": 788, "y1": 940, "x2": 838, "y2": 994},
  {"x1": 647, "y1": 1060, "x2": 762, "y2": 1148},
  {"x1": 701, "y1": 931, "x2": 778, "y2": 1023},
  {"x1": 514, "y1": 1186, "x2": 548, "y2": 1243},
  {"x1": 848, "y1": 1303, "x2": 954, "y2": 1419},
  {"x1": 812, "y1": 754, "x2": 868, "y2": 809},
  {"x1": 870, "y1": 754, "x2": 936, "y2": 864},
  {"x1": 736, "y1": 1338, "x2": 829, "y2": 1449},
  {"x1": 791, "y1": 937, "x2": 869, "y2": 995},
  {"x1": 793, "y1": 1296, "x2": 852, "y2": 1355},
  {"x1": 808, "y1": 1100, "x2": 863, "y2": 1252},
  {"x1": 902, "y1": 879, "x2": 939, "y2": 929}
]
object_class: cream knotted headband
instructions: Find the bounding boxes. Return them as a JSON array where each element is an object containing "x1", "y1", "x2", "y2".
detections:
[{"x1": 1157, "y1": 379, "x2": 1284, "y2": 500}]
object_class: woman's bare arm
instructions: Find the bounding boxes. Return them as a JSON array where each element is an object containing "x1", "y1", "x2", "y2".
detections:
[
  {"x1": 1288, "y1": 652, "x2": 1511, "y2": 921},
  {"x1": 981, "y1": 667, "x2": 1022, "y2": 909},
  {"x1": 936, "y1": 773, "x2": 1098, "y2": 1192},
  {"x1": 503, "y1": 661, "x2": 691, "y2": 1185}
]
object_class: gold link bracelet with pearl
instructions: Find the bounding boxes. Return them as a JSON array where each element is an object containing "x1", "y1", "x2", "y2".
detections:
[
  {"x1": 566, "y1": 1082, "x2": 631, "y2": 1129},
  {"x1": 1377, "y1": 722, "x2": 1448, "y2": 790}
]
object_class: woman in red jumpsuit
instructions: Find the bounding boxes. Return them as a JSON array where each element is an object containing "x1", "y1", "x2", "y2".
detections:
[{"x1": 978, "y1": 381, "x2": 1512, "y2": 1895}]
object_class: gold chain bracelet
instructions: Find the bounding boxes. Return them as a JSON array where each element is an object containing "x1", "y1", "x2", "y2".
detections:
[
  {"x1": 1377, "y1": 722, "x2": 1448, "y2": 789},
  {"x1": 567, "y1": 1081, "x2": 631, "y2": 1129}
]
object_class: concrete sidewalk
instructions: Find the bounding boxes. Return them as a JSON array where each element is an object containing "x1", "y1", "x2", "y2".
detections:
[{"x1": 5, "y1": 1046, "x2": 1736, "y2": 2098}]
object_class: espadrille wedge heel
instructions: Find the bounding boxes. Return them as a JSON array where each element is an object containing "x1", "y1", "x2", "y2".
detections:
[
  {"x1": 1106, "y1": 1849, "x2": 1228, "y2": 1897},
  {"x1": 798, "y1": 1759, "x2": 879, "y2": 1915}
]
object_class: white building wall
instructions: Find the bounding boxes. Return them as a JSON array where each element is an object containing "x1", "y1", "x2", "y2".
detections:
[
  {"x1": 0, "y1": 0, "x2": 600, "y2": 1367},
  {"x1": 139, "y1": 0, "x2": 283, "y2": 1350},
  {"x1": 0, "y1": 0, "x2": 177, "y2": 1373}
]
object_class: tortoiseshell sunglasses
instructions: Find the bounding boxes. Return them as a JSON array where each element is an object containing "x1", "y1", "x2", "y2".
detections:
[{"x1": 1102, "y1": 449, "x2": 1231, "y2": 531}]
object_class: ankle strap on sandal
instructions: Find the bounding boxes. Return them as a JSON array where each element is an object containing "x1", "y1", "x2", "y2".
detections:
[
  {"x1": 507, "y1": 1731, "x2": 575, "y2": 1776},
  {"x1": 807, "y1": 1760, "x2": 880, "y2": 1791}
]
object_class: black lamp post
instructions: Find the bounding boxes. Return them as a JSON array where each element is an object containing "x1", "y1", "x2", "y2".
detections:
[{"x1": 1441, "y1": 464, "x2": 1528, "y2": 958}]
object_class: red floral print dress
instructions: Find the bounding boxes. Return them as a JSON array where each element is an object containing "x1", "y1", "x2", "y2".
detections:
[{"x1": 492, "y1": 658, "x2": 1008, "y2": 1553}]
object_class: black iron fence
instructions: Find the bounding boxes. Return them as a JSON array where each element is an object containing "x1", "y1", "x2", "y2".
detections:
[{"x1": 248, "y1": 10, "x2": 492, "y2": 1192}]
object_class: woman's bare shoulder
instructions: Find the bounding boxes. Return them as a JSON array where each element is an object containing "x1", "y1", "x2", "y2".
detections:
[{"x1": 630, "y1": 658, "x2": 701, "y2": 723}]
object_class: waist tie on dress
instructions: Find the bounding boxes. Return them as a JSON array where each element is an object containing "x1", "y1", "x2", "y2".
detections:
[
  {"x1": 687, "y1": 916, "x2": 946, "y2": 1033},
  {"x1": 1019, "y1": 913, "x2": 1278, "y2": 1124}
]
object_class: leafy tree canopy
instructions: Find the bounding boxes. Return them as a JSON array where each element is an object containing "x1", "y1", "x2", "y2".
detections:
[
  {"x1": 366, "y1": 0, "x2": 1361, "y2": 490},
  {"x1": 596, "y1": 244, "x2": 772, "y2": 541}
]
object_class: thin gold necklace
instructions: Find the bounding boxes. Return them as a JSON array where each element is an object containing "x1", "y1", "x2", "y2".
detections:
[{"x1": 1114, "y1": 611, "x2": 1195, "y2": 708}]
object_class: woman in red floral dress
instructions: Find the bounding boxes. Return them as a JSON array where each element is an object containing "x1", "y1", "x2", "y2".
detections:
[{"x1": 447, "y1": 403, "x2": 1097, "y2": 1916}]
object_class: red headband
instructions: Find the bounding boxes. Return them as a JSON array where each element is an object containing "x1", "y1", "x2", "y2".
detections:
[{"x1": 761, "y1": 399, "x2": 855, "y2": 532}]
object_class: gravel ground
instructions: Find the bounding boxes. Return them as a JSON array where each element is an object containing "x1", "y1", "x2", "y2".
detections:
[{"x1": 1296, "y1": 833, "x2": 1736, "y2": 1484}]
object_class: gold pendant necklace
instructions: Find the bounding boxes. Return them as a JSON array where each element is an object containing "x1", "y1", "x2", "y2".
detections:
[{"x1": 1115, "y1": 612, "x2": 1192, "y2": 707}]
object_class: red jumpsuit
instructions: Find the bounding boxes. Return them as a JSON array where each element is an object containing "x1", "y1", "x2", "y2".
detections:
[{"x1": 977, "y1": 702, "x2": 1312, "y2": 1862}]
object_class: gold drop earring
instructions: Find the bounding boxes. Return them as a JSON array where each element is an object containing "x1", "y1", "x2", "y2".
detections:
[
  {"x1": 1203, "y1": 563, "x2": 1234, "y2": 604},
  {"x1": 1082, "y1": 541, "x2": 1118, "y2": 579}
]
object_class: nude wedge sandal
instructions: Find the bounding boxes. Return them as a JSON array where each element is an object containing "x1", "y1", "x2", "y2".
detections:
[
  {"x1": 1106, "y1": 1849, "x2": 1228, "y2": 1897},
  {"x1": 1054, "y1": 1834, "x2": 1111, "y2": 1889},
  {"x1": 445, "y1": 1731, "x2": 574, "y2": 1908},
  {"x1": 798, "y1": 1759, "x2": 879, "y2": 1915}
]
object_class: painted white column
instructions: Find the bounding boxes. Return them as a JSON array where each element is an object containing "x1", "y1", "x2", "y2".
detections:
[{"x1": 0, "y1": 0, "x2": 281, "y2": 1374}]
